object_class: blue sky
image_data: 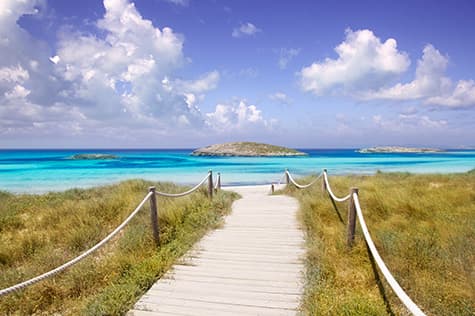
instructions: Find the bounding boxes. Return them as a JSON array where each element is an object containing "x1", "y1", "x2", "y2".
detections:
[{"x1": 1, "y1": 0, "x2": 474, "y2": 148}]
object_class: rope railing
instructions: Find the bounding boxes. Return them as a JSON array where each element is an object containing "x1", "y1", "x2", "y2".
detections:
[
  {"x1": 0, "y1": 191, "x2": 153, "y2": 297},
  {"x1": 0, "y1": 171, "x2": 215, "y2": 297},
  {"x1": 323, "y1": 170, "x2": 351, "y2": 202},
  {"x1": 154, "y1": 172, "x2": 211, "y2": 197},
  {"x1": 353, "y1": 193, "x2": 426, "y2": 316},
  {"x1": 285, "y1": 169, "x2": 323, "y2": 189},
  {"x1": 321, "y1": 170, "x2": 426, "y2": 316}
]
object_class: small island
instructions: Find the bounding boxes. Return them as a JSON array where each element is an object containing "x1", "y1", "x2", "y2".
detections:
[
  {"x1": 357, "y1": 146, "x2": 445, "y2": 153},
  {"x1": 191, "y1": 142, "x2": 307, "y2": 157},
  {"x1": 68, "y1": 153, "x2": 119, "y2": 160}
]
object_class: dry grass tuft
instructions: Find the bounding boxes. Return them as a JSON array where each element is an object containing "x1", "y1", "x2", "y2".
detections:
[
  {"x1": 287, "y1": 171, "x2": 475, "y2": 315},
  {"x1": 0, "y1": 180, "x2": 237, "y2": 315}
]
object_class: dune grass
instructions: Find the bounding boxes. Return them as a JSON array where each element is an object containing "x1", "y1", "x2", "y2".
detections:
[
  {"x1": 0, "y1": 180, "x2": 238, "y2": 315},
  {"x1": 286, "y1": 171, "x2": 474, "y2": 315}
]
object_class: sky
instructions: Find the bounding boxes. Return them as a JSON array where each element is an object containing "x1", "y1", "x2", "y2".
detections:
[{"x1": 0, "y1": 0, "x2": 474, "y2": 148}]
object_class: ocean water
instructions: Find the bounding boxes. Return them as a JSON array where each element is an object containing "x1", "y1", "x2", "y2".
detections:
[{"x1": 0, "y1": 149, "x2": 474, "y2": 193}]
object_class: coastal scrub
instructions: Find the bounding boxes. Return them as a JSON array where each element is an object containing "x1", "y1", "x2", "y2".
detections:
[
  {"x1": 286, "y1": 171, "x2": 475, "y2": 315},
  {"x1": 0, "y1": 180, "x2": 237, "y2": 315}
]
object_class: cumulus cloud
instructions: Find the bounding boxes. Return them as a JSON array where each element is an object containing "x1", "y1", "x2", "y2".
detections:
[
  {"x1": 232, "y1": 22, "x2": 261, "y2": 38},
  {"x1": 0, "y1": 65, "x2": 30, "y2": 83},
  {"x1": 205, "y1": 100, "x2": 268, "y2": 131},
  {"x1": 4, "y1": 84, "x2": 31, "y2": 99},
  {"x1": 0, "y1": 0, "x2": 68, "y2": 133},
  {"x1": 300, "y1": 29, "x2": 475, "y2": 109},
  {"x1": 362, "y1": 45, "x2": 451, "y2": 100},
  {"x1": 426, "y1": 80, "x2": 475, "y2": 108},
  {"x1": 362, "y1": 44, "x2": 475, "y2": 108},
  {"x1": 299, "y1": 29, "x2": 410, "y2": 95},
  {"x1": 0, "y1": 0, "x2": 276, "y2": 145},
  {"x1": 278, "y1": 48, "x2": 300, "y2": 69},
  {"x1": 0, "y1": 0, "x2": 230, "y2": 143},
  {"x1": 63, "y1": 0, "x2": 221, "y2": 126}
]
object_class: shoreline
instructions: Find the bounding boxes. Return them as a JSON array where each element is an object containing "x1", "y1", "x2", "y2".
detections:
[{"x1": 1, "y1": 148, "x2": 474, "y2": 194}]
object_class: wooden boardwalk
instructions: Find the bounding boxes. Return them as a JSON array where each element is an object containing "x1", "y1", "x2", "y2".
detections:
[{"x1": 129, "y1": 185, "x2": 305, "y2": 316}]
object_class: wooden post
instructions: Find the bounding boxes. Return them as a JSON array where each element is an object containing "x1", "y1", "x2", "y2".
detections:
[
  {"x1": 270, "y1": 184, "x2": 275, "y2": 194},
  {"x1": 208, "y1": 170, "x2": 213, "y2": 199},
  {"x1": 285, "y1": 169, "x2": 290, "y2": 185},
  {"x1": 148, "y1": 187, "x2": 160, "y2": 246},
  {"x1": 217, "y1": 172, "x2": 221, "y2": 190},
  {"x1": 322, "y1": 169, "x2": 327, "y2": 192},
  {"x1": 347, "y1": 187, "x2": 359, "y2": 247}
]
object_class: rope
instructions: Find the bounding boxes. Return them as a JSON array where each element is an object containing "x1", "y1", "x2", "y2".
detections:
[
  {"x1": 323, "y1": 171, "x2": 351, "y2": 202},
  {"x1": 0, "y1": 191, "x2": 154, "y2": 297},
  {"x1": 353, "y1": 193, "x2": 426, "y2": 316},
  {"x1": 154, "y1": 173, "x2": 210, "y2": 197},
  {"x1": 285, "y1": 170, "x2": 323, "y2": 189}
]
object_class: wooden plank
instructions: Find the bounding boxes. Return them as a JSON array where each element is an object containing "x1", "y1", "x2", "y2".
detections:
[
  {"x1": 149, "y1": 279, "x2": 302, "y2": 295},
  {"x1": 131, "y1": 300, "x2": 298, "y2": 316},
  {"x1": 139, "y1": 292, "x2": 298, "y2": 310},
  {"x1": 145, "y1": 286, "x2": 301, "y2": 303}
]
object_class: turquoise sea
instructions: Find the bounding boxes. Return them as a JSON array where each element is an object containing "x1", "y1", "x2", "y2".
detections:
[{"x1": 0, "y1": 149, "x2": 474, "y2": 193}]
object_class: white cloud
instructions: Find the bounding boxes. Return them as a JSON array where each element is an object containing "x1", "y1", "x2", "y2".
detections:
[
  {"x1": 0, "y1": 65, "x2": 29, "y2": 83},
  {"x1": 269, "y1": 92, "x2": 291, "y2": 105},
  {"x1": 52, "y1": 0, "x2": 216, "y2": 125},
  {"x1": 4, "y1": 84, "x2": 30, "y2": 99},
  {"x1": 300, "y1": 29, "x2": 475, "y2": 109},
  {"x1": 0, "y1": 0, "x2": 223, "y2": 144},
  {"x1": 184, "y1": 93, "x2": 197, "y2": 108},
  {"x1": 299, "y1": 29, "x2": 410, "y2": 95},
  {"x1": 278, "y1": 48, "x2": 300, "y2": 69},
  {"x1": 0, "y1": 0, "x2": 65, "y2": 121},
  {"x1": 174, "y1": 70, "x2": 220, "y2": 94},
  {"x1": 232, "y1": 22, "x2": 261, "y2": 38},
  {"x1": 205, "y1": 100, "x2": 268, "y2": 131},
  {"x1": 418, "y1": 115, "x2": 448, "y2": 128},
  {"x1": 362, "y1": 45, "x2": 451, "y2": 100},
  {"x1": 362, "y1": 44, "x2": 475, "y2": 108},
  {"x1": 425, "y1": 79, "x2": 475, "y2": 108}
]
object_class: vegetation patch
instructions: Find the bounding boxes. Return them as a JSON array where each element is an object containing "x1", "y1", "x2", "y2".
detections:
[
  {"x1": 0, "y1": 180, "x2": 237, "y2": 315},
  {"x1": 286, "y1": 171, "x2": 474, "y2": 315},
  {"x1": 191, "y1": 141, "x2": 307, "y2": 156}
]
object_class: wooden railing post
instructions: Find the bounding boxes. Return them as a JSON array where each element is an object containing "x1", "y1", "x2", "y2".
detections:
[
  {"x1": 347, "y1": 187, "x2": 359, "y2": 247},
  {"x1": 208, "y1": 170, "x2": 213, "y2": 199},
  {"x1": 322, "y1": 169, "x2": 327, "y2": 192},
  {"x1": 217, "y1": 172, "x2": 221, "y2": 190},
  {"x1": 148, "y1": 187, "x2": 160, "y2": 246},
  {"x1": 285, "y1": 169, "x2": 290, "y2": 185}
]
